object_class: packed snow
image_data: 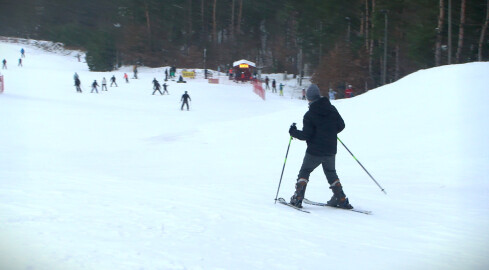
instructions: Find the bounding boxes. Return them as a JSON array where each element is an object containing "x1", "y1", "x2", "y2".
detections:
[{"x1": 0, "y1": 40, "x2": 488, "y2": 270}]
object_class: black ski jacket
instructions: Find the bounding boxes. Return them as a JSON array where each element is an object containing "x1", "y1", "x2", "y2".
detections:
[
  {"x1": 290, "y1": 97, "x2": 345, "y2": 156},
  {"x1": 181, "y1": 93, "x2": 191, "y2": 102}
]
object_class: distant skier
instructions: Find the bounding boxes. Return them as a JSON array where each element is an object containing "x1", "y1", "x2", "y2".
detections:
[
  {"x1": 302, "y1": 88, "x2": 306, "y2": 100},
  {"x1": 124, "y1": 73, "x2": 129, "y2": 83},
  {"x1": 329, "y1": 88, "x2": 337, "y2": 100},
  {"x1": 165, "y1": 69, "x2": 169, "y2": 81},
  {"x1": 110, "y1": 75, "x2": 118, "y2": 87},
  {"x1": 272, "y1": 79, "x2": 277, "y2": 93},
  {"x1": 288, "y1": 84, "x2": 352, "y2": 209},
  {"x1": 75, "y1": 77, "x2": 82, "y2": 93},
  {"x1": 91, "y1": 80, "x2": 99, "y2": 93},
  {"x1": 101, "y1": 77, "x2": 108, "y2": 91},
  {"x1": 265, "y1": 76, "x2": 270, "y2": 90},
  {"x1": 162, "y1": 83, "x2": 169, "y2": 95},
  {"x1": 18, "y1": 58, "x2": 22, "y2": 67},
  {"x1": 2, "y1": 59, "x2": 7, "y2": 69},
  {"x1": 181, "y1": 91, "x2": 191, "y2": 111},
  {"x1": 279, "y1": 83, "x2": 284, "y2": 96},
  {"x1": 133, "y1": 65, "x2": 138, "y2": 79},
  {"x1": 345, "y1": 85, "x2": 353, "y2": 98},
  {"x1": 152, "y1": 80, "x2": 163, "y2": 95},
  {"x1": 20, "y1": 48, "x2": 25, "y2": 58}
]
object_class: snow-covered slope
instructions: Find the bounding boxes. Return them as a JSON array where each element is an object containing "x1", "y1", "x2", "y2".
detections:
[{"x1": 0, "y1": 40, "x2": 488, "y2": 270}]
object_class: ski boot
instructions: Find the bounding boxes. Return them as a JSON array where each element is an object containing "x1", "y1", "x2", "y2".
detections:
[
  {"x1": 290, "y1": 178, "x2": 308, "y2": 208},
  {"x1": 327, "y1": 180, "x2": 353, "y2": 209}
]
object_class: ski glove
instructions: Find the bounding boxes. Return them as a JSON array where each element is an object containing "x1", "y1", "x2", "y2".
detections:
[{"x1": 289, "y1": 123, "x2": 297, "y2": 135}]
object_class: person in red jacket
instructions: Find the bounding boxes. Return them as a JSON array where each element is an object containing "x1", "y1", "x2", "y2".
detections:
[{"x1": 345, "y1": 85, "x2": 353, "y2": 98}]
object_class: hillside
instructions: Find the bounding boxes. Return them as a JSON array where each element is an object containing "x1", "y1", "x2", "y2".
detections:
[{"x1": 0, "y1": 41, "x2": 488, "y2": 270}]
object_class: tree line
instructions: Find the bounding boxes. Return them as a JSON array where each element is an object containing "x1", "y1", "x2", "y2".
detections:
[{"x1": 1, "y1": 0, "x2": 488, "y2": 95}]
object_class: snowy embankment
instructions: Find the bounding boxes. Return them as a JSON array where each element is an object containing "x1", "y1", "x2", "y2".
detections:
[{"x1": 0, "y1": 40, "x2": 488, "y2": 270}]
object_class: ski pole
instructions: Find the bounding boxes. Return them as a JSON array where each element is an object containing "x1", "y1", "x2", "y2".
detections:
[
  {"x1": 274, "y1": 124, "x2": 295, "y2": 203},
  {"x1": 337, "y1": 137, "x2": 387, "y2": 194}
]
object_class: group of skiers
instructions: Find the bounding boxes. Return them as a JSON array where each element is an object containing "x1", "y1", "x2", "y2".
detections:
[
  {"x1": 264, "y1": 76, "x2": 285, "y2": 96},
  {"x1": 151, "y1": 77, "x2": 191, "y2": 110},
  {"x1": 300, "y1": 85, "x2": 354, "y2": 100},
  {"x1": 72, "y1": 72, "x2": 192, "y2": 111},
  {"x1": 328, "y1": 85, "x2": 355, "y2": 99},
  {"x1": 74, "y1": 73, "x2": 119, "y2": 93},
  {"x1": 166, "y1": 66, "x2": 177, "y2": 80},
  {"x1": 262, "y1": 75, "x2": 355, "y2": 100},
  {"x1": 152, "y1": 78, "x2": 169, "y2": 95},
  {"x1": 2, "y1": 48, "x2": 26, "y2": 70},
  {"x1": 302, "y1": 88, "x2": 339, "y2": 100}
]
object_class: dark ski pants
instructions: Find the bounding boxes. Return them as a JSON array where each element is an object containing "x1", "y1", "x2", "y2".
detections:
[
  {"x1": 297, "y1": 152, "x2": 339, "y2": 184},
  {"x1": 153, "y1": 89, "x2": 163, "y2": 95},
  {"x1": 110, "y1": 82, "x2": 118, "y2": 87},
  {"x1": 181, "y1": 101, "x2": 189, "y2": 110}
]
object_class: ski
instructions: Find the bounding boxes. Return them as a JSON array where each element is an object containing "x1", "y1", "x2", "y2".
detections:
[
  {"x1": 303, "y1": 198, "x2": 372, "y2": 215},
  {"x1": 277, "y1": 198, "x2": 310, "y2": 213}
]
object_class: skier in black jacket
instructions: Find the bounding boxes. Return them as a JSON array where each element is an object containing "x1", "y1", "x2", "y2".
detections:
[
  {"x1": 75, "y1": 77, "x2": 82, "y2": 93},
  {"x1": 288, "y1": 84, "x2": 352, "y2": 209},
  {"x1": 181, "y1": 91, "x2": 191, "y2": 110},
  {"x1": 110, "y1": 75, "x2": 118, "y2": 87},
  {"x1": 91, "y1": 80, "x2": 99, "y2": 93},
  {"x1": 162, "y1": 83, "x2": 169, "y2": 95},
  {"x1": 152, "y1": 80, "x2": 163, "y2": 95}
]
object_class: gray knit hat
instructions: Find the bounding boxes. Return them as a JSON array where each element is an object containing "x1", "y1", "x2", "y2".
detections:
[{"x1": 306, "y1": 84, "x2": 321, "y2": 101}]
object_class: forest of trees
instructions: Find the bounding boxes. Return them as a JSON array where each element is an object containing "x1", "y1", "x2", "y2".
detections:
[{"x1": 1, "y1": 0, "x2": 488, "y2": 95}]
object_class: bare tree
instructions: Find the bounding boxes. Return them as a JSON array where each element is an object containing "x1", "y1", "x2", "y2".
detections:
[
  {"x1": 365, "y1": 0, "x2": 369, "y2": 50},
  {"x1": 237, "y1": 0, "x2": 243, "y2": 35},
  {"x1": 144, "y1": 0, "x2": 152, "y2": 50},
  {"x1": 230, "y1": 0, "x2": 235, "y2": 39},
  {"x1": 479, "y1": 0, "x2": 489, "y2": 61},
  {"x1": 448, "y1": 0, "x2": 452, "y2": 64},
  {"x1": 188, "y1": 0, "x2": 192, "y2": 40},
  {"x1": 368, "y1": 0, "x2": 376, "y2": 82},
  {"x1": 212, "y1": 0, "x2": 217, "y2": 44},
  {"x1": 394, "y1": 45, "x2": 400, "y2": 80},
  {"x1": 455, "y1": 0, "x2": 466, "y2": 63},
  {"x1": 435, "y1": 0, "x2": 444, "y2": 66},
  {"x1": 201, "y1": 0, "x2": 206, "y2": 43}
]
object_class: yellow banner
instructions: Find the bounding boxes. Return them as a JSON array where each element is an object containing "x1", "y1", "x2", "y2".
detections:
[{"x1": 182, "y1": 71, "x2": 195, "y2": 78}]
